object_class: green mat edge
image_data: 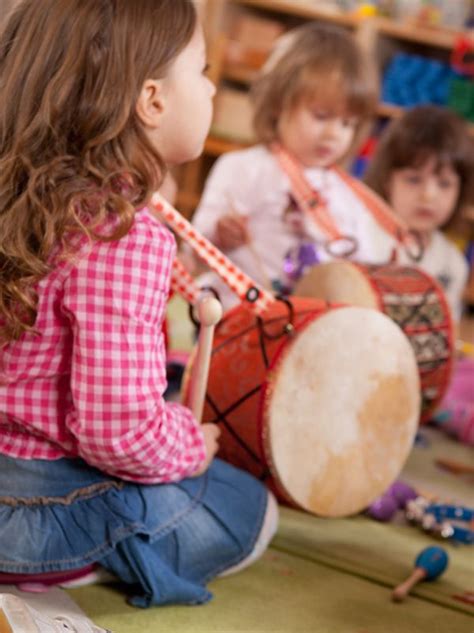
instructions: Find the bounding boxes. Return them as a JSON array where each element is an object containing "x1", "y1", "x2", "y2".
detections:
[{"x1": 271, "y1": 535, "x2": 473, "y2": 617}]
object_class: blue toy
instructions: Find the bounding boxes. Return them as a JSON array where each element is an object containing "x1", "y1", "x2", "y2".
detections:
[{"x1": 392, "y1": 546, "x2": 449, "y2": 602}]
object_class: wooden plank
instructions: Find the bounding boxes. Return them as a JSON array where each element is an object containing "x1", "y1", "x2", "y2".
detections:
[
  {"x1": 377, "y1": 103, "x2": 474, "y2": 137},
  {"x1": 375, "y1": 17, "x2": 461, "y2": 50},
  {"x1": 204, "y1": 135, "x2": 250, "y2": 155},
  {"x1": 232, "y1": 0, "x2": 357, "y2": 28}
]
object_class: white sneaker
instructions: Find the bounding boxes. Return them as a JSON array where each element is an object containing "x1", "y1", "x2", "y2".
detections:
[{"x1": 0, "y1": 593, "x2": 111, "y2": 632}]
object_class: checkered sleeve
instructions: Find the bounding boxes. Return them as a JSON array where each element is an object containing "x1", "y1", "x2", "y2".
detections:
[{"x1": 61, "y1": 216, "x2": 206, "y2": 483}]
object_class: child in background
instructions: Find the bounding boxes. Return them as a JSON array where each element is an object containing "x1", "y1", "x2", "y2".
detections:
[
  {"x1": 191, "y1": 22, "x2": 398, "y2": 308},
  {"x1": 0, "y1": 0, "x2": 277, "y2": 610},
  {"x1": 364, "y1": 105, "x2": 473, "y2": 321}
]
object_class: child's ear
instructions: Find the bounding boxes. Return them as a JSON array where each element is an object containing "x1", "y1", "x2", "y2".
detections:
[{"x1": 136, "y1": 79, "x2": 165, "y2": 129}]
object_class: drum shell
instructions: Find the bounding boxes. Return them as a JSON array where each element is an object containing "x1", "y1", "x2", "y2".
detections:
[
  {"x1": 294, "y1": 262, "x2": 454, "y2": 422},
  {"x1": 184, "y1": 296, "x2": 420, "y2": 517},
  {"x1": 199, "y1": 297, "x2": 326, "y2": 503}
]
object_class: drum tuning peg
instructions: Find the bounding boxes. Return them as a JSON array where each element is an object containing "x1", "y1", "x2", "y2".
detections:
[{"x1": 283, "y1": 323, "x2": 295, "y2": 336}]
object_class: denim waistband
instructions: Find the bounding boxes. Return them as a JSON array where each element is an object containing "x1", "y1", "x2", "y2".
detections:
[{"x1": 0, "y1": 453, "x2": 121, "y2": 503}]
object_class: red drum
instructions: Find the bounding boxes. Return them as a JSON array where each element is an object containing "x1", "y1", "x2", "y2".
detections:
[
  {"x1": 294, "y1": 262, "x2": 454, "y2": 422},
  {"x1": 185, "y1": 297, "x2": 420, "y2": 517}
]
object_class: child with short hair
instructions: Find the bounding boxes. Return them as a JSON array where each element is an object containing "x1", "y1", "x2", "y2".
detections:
[
  {"x1": 0, "y1": 0, "x2": 277, "y2": 609},
  {"x1": 191, "y1": 22, "x2": 398, "y2": 307},
  {"x1": 365, "y1": 105, "x2": 473, "y2": 320}
]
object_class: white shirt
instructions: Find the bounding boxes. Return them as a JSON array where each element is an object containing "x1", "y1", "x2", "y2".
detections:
[
  {"x1": 398, "y1": 230, "x2": 469, "y2": 321},
  {"x1": 192, "y1": 145, "x2": 396, "y2": 309}
]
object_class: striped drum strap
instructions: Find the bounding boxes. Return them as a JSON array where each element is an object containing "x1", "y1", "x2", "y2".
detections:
[
  {"x1": 152, "y1": 193, "x2": 275, "y2": 316},
  {"x1": 333, "y1": 165, "x2": 410, "y2": 244},
  {"x1": 272, "y1": 143, "x2": 423, "y2": 262},
  {"x1": 170, "y1": 257, "x2": 200, "y2": 306},
  {"x1": 272, "y1": 143, "x2": 343, "y2": 242}
]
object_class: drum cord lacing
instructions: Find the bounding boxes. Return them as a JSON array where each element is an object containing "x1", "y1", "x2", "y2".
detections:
[{"x1": 256, "y1": 295, "x2": 295, "y2": 342}]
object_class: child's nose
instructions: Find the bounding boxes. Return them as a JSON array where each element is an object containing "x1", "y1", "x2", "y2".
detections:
[
  {"x1": 421, "y1": 178, "x2": 438, "y2": 201},
  {"x1": 322, "y1": 119, "x2": 341, "y2": 137}
]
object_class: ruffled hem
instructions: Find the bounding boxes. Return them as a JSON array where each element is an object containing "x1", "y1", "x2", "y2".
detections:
[{"x1": 0, "y1": 458, "x2": 268, "y2": 607}]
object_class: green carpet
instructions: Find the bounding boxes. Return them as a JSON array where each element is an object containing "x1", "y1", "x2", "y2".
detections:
[
  {"x1": 67, "y1": 303, "x2": 474, "y2": 632},
  {"x1": 273, "y1": 507, "x2": 473, "y2": 616},
  {"x1": 272, "y1": 425, "x2": 473, "y2": 616},
  {"x1": 69, "y1": 548, "x2": 473, "y2": 633},
  {"x1": 67, "y1": 427, "x2": 473, "y2": 632}
]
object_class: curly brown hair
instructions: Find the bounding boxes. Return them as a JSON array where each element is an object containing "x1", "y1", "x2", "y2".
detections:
[{"x1": 0, "y1": 0, "x2": 196, "y2": 343}]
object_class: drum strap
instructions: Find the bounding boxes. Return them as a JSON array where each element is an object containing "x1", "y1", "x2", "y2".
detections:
[
  {"x1": 271, "y1": 143, "x2": 423, "y2": 261},
  {"x1": 151, "y1": 193, "x2": 275, "y2": 316},
  {"x1": 272, "y1": 143, "x2": 343, "y2": 243},
  {"x1": 170, "y1": 256, "x2": 200, "y2": 306}
]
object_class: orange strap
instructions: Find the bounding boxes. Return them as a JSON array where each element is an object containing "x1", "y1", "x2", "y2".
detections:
[
  {"x1": 333, "y1": 165, "x2": 409, "y2": 241},
  {"x1": 272, "y1": 143, "x2": 343, "y2": 242},
  {"x1": 170, "y1": 257, "x2": 200, "y2": 306},
  {"x1": 152, "y1": 193, "x2": 275, "y2": 316},
  {"x1": 272, "y1": 144, "x2": 423, "y2": 261}
]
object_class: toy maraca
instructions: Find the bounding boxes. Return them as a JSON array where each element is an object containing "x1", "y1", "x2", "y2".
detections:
[{"x1": 392, "y1": 546, "x2": 449, "y2": 602}]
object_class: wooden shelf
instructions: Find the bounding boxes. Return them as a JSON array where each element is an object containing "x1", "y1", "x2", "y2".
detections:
[
  {"x1": 176, "y1": 190, "x2": 201, "y2": 212},
  {"x1": 223, "y1": 62, "x2": 258, "y2": 84},
  {"x1": 374, "y1": 17, "x2": 462, "y2": 50},
  {"x1": 377, "y1": 102, "x2": 404, "y2": 119},
  {"x1": 233, "y1": 0, "x2": 357, "y2": 28},
  {"x1": 178, "y1": 1, "x2": 473, "y2": 218},
  {"x1": 204, "y1": 134, "x2": 250, "y2": 156},
  {"x1": 460, "y1": 315, "x2": 474, "y2": 343},
  {"x1": 377, "y1": 102, "x2": 474, "y2": 137},
  {"x1": 233, "y1": 1, "x2": 465, "y2": 50}
]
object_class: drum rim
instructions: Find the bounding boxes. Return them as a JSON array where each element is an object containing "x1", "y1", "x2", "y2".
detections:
[
  {"x1": 259, "y1": 305, "x2": 421, "y2": 516},
  {"x1": 257, "y1": 308, "x2": 343, "y2": 511},
  {"x1": 294, "y1": 261, "x2": 455, "y2": 423}
]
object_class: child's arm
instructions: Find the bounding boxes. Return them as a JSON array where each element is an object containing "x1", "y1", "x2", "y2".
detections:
[
  {"x1": 215, "y1": 214, "x2": 249, "y2": 251},
  {"x1": 192, "y1": 152, "x2": 251, "y2": 252},
  {"x1": 61, "y1": 216, "x2": 210, "y2": 484}
]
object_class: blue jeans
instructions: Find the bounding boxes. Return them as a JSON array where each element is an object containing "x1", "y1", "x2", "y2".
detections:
[{"x1": 0, "y1": 455, "x2": 268, "y2": 607}]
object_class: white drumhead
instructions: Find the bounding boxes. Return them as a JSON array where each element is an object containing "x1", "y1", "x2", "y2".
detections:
[
  {"x1": 294, "y1": 261, "x2": 378, "y2": 307},
  {"x1": 266, "y1": 306, "x2": 420, "y2": 517}
]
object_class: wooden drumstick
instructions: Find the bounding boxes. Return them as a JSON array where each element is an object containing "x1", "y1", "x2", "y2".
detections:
[
  {"x1": 392, "y1": 546, "x2": 449, "y2": 602},
  {"x1": 188, "y1": 295, "x2": 223, "y2": 423}
]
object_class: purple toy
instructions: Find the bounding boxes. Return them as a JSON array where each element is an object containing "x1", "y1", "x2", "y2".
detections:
[
  {"x1": 388, "y1": 481, "x2": 418, "y2": 507},
  {"x1": 367, "y1": 494, "x2": 399, "y2": 521},
  {"x1": 367, "y1": 481, "x2": 417, "y2": 521},
  {"x1": 283, "y1": 242, "x2": 320, "y2": 285}
]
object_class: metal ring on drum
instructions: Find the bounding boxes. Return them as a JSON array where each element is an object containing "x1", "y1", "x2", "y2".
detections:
[
  {"x1": 324, "y1": 234, "x2": 359, "y2": 259},
  {"x1": 401, "y1": 228, "x2": 424, "y2": 263}
]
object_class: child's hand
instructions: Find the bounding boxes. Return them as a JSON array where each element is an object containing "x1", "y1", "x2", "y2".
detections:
[
  {"x1": 192, "y1": 423, "x2": 221, "y2": 477},
  {"x1": 216, "y1": 214, "x2": 250, "y2": 251}
]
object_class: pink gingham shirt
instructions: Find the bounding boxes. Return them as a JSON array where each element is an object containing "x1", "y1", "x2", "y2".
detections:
[{"x1": 0, "y1": 209, "x2": 206, "y2": 483}]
